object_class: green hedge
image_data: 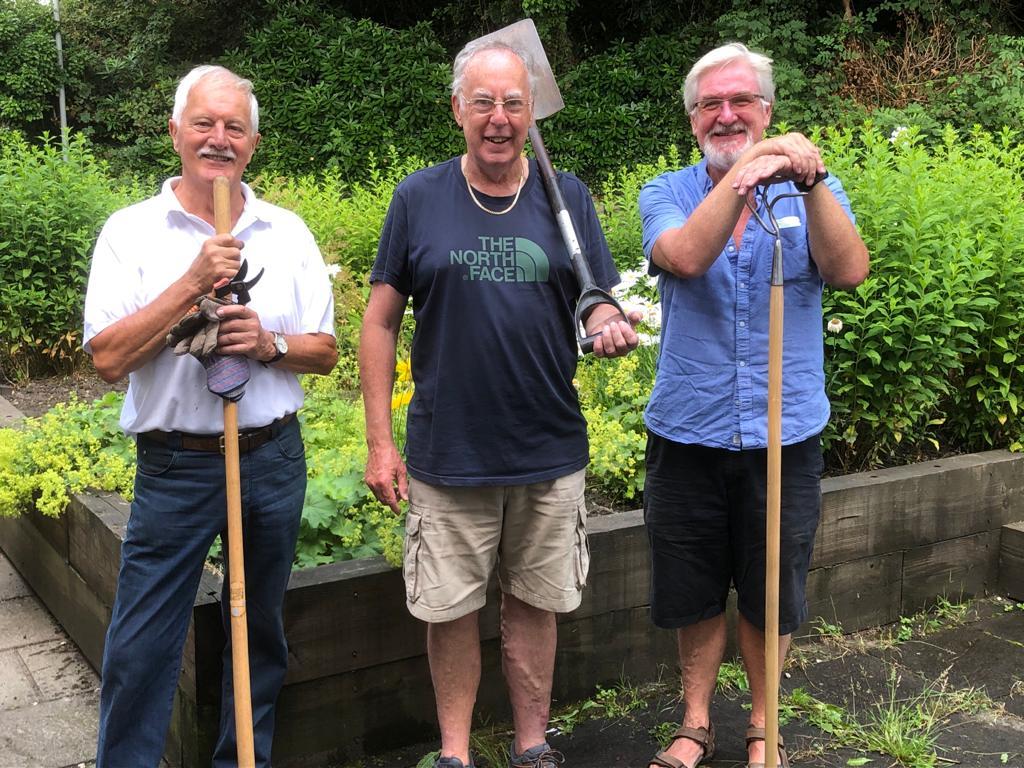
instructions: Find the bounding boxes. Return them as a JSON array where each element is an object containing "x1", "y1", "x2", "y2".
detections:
[{"x1": 0, "y1": 131, "x2": 142, "y2": 376}]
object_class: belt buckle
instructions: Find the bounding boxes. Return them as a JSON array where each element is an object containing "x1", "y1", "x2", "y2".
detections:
[{"x1": 219, "y1": 435, "x2": 226, "y2": 455}]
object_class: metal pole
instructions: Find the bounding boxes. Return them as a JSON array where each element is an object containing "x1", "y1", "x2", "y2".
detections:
[{"x1": 49, "y1": 0, "x2": 69, "y2": 161}]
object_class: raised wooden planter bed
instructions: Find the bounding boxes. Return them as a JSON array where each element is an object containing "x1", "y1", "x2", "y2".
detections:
[{"x1": 2, "y1": 451, "x2": 1023, "y2": 766}]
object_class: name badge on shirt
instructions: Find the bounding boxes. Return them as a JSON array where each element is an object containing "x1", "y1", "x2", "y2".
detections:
[{"x1": 777, "y1": 215, "x2": 802, "y2": 229}]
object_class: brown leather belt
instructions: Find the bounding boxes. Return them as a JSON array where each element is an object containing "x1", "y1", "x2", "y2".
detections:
[{"x1": 139, "y1": 412, "x2": 295, "y2": 455}]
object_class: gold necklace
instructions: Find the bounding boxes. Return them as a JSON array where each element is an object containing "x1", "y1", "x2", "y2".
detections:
[{"x1": 463, "y1": 157, "x2": 526, "y2": 215}]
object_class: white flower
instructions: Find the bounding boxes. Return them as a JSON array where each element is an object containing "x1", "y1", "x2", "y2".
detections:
[
  {"x1": 827, "y1": 317, "x2": 843, "y2": 334},
  {"x1": 325, "y1": 263, "x2": 341, "y2": 280},
  {"x1": 889, "y1": 125, "x2": 908, "y2": 143}
]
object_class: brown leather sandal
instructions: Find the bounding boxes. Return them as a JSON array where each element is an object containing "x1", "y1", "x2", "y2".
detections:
[
  {"x1": 648, "y1": 722, "x2": 715, "y2": 768},
  {"x1": 745, "y1": 725, "x2": 791, "y2": 768}
]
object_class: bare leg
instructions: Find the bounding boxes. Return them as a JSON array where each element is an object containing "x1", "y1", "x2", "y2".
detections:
[
  {"x1": 649, "y1": 614, "x2": 726, "y2": 768},
  {"x1": 501, "y1": 594, "x2": 556, "y2": 755},
  {"x1": 738, "y1": 613, "x2": 791, "y2": 765},
  {"x1": 428, "y1": 611, "x2": 481, "y2": 765}
]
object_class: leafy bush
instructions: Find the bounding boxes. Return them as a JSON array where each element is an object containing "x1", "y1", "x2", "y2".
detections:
[
  {"x1": 224, "y1": 4, "x2": 457, "y2": 180},
  {"x1": 0, "y1": 131, "x2": 142, "y2": 377},
  {"x1": 0, "y1": 374, "x2": 405, "y2": 569},
  {"x1": 0, "y1": 392, "x2": 134, "y2": 518},
  {"x1": 0, "y1": 0, "x2": 64, "y2": 131},
  {"x1": 823, "y1": 123, "x2": 1024, "y2": 470}
]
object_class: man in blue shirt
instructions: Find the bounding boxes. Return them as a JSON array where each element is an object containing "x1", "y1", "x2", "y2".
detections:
[{"x1": 639, "y1": 43, "x2": 868, "y2": 768}]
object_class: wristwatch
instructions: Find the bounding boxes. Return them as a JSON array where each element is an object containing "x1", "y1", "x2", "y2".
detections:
[{"x1": 269, "y1": 332, "x2": 288, "y2": 364}]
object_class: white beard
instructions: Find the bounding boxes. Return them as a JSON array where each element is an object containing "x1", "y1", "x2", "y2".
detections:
[{"x1": 701, "y1": 131, "x2": 753, "y2": 172}]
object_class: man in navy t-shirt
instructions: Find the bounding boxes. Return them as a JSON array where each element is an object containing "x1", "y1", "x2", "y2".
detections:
[{"x1": 360, "y1": 39, "x2": 640, "y2": 768}]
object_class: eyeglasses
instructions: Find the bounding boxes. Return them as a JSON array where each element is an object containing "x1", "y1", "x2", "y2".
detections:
[
  {"x1": 464, "y1": 96, "x2": 530, "y2": 116},
  {"x1": 692, "y1": 93, "x2": 766, "y2": 115}
]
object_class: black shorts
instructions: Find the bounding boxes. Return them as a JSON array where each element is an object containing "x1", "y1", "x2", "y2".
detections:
[{"x1": 643, "y1": 431, "x2": 823, "y2": 634}]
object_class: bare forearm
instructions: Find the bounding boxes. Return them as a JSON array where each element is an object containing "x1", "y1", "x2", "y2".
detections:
[
  {"x1": 805, "y1": 185, "x2": 869, "y2": 289},
  {"x1": 651, "y1": 169, "x2": 747, "y2": 278},
  {"x1": 89, "y1": 276, "x2": 205, "y2": 382},
  {"x1": 265, "y1": 332, "x2": 338, "y2": 375},
  {"x1": 359, "y1": 323, "x2": 400, "y2": 450}
]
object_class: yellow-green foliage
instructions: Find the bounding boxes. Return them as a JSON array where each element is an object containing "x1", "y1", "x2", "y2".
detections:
[
  {"x1": 577, "y1": 347, "x2": 658, "y2": 501},
  {"x1": 0, "y1": 392, "x2": 134, "y2": 518}
]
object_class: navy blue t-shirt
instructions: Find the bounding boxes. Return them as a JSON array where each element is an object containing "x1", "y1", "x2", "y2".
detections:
[{"x1": 370, "y1": 156, "x2": 619, "y2": 485}]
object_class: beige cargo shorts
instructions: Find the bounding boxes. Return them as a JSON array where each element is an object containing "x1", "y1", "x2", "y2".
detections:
[{"x1": 403, "y1": 469, "x2": 589, "y2": 623}]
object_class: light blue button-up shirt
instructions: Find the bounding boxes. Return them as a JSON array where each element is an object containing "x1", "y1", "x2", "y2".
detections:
[{"x1": 639, "y1": 158, "x2": 856, "y2": 450}]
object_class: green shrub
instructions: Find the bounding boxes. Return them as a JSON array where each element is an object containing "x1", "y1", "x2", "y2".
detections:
[
  {"x1": 0, "y1": 131, "x2": 141, "y2": 376},
  {"x1": 0, "y1": 0, "x2": 64, "y2": 131},
  {"x1": 822, "y1": 123, "x2": 1024, "y2": 470},
  {"x1": 224, "y1": 5, "x2": 457, "y2": 180},
  {"x1": 0, "y1": 392, "x2": 134, "y2": 518}
]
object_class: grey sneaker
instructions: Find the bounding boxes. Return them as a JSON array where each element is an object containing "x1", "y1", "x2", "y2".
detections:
[
  {"x1": 509, "y1": 742, "x2": 565, "y2": 767},
  {"x1": 434, "y1": 756, "x2": 475, "y2": 768}
]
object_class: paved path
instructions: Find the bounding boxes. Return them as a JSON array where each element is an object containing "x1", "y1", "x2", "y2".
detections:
[{"x1": 0, "y1": 394, "x2": 99, "y2": 768}]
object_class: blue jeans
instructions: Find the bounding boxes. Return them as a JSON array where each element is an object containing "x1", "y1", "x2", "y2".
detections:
[{"x1": 96, "y1": 417, "x2": 305, "y2": 768}]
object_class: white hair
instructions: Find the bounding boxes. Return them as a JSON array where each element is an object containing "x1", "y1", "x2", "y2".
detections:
[
  {"x1": 171, "y1": 65, "x2": 259, "y2": 132},
  {"x1": 683, "y1": 42, "x2": 774, "y2": 113},
  {"x1": 450, "y1": 40, "x2": 538, "y2": 103}
]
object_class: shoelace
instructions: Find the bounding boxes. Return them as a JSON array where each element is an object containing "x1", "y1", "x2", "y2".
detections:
[{"x1": 513, "y1": 747, "x2": 565, "y2": 767}]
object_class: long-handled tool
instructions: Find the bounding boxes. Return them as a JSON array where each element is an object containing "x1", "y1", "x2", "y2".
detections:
[
  {"x1": 746, "y1": 173, "x2": 822, "y2": 768},
  {"x1": 475, "y1": 19, "x2": 627, "y2": 353},
  {"x1": 213, "y1": 175, "x2": 256, "y2": 768}
]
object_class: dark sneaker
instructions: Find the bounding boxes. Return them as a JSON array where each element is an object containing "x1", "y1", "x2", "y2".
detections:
[
  {"x1": 509, "y1": 742, "x2": 565, "y2": 767},
  {"x1": 434, "y1": 756, "x2": 475, "y2": 768}
]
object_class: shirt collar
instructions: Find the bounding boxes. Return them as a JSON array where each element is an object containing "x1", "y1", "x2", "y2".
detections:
[{"x1": 160, "y1": 177, "x2": 268, "y2": 232}]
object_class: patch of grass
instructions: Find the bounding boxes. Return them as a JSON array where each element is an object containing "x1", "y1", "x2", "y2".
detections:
[
  {"x1": 783, "y1": 670, "x2": 995, "y2": 768},
  {"x1": 715, "y1": 661, "x2": 750, "y2": 698},
  {"x1": 649, "y1": 720, "x2": 680, "y2": 749},
  {"x1": 549, "y1": 678, "x2": 652, "y2": 736},
  {"x1": 812, "y1": 616, "x2": 846, "y2": 640}
]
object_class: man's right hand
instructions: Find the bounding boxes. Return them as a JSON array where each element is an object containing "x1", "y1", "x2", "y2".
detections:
[
  {"x1": 365, "y1": 442, "x2": 408, "y2": 515},
  {"x1": 185, "y1": 233, "x2": 244, "y2": 296}
]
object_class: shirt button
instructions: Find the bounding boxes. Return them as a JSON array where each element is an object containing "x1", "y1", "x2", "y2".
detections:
[
  {"x1": 738, "y1": 320, "x2": 746, "y2": 327},
  {"x1": 739, "y1": 360, "x2": 746, "y2": 367},
  {"x1": 732, "y1": 434, "x2": 741, "y2": 446},
  {"x1": 740, "y1": 281, "x2": 747, "y2": 289}
]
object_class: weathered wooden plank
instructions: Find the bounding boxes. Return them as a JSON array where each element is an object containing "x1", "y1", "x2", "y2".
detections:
[
  {"x1": 815, "y1": 451, "x2": 1024, "y2": 568},
  {"x1": 67, "y1": 493, "x2": 128, "y2": 607},
  {"x1": 901, "y1": 531, "x2": 1000, "y2": 614},
  {"x1": 280, "y1": 510, "x2": 653, "y2": 685},
  {"x1": 26, "y1": 504, "x2": 70, "y2": 561},
  {"x1": 0, "y1": 513, "x2": 107, "y2": 670},
  {"x1": 998, "y1": 521, "x2": 1024, "y2": 601},
  {"x1": 805, "y1": 552, "x2": 902, "y2": 634}
]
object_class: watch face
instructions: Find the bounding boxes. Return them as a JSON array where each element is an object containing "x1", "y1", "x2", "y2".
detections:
[{"x1": 275, "y1": 333, "x2": 288, "y2": 354}]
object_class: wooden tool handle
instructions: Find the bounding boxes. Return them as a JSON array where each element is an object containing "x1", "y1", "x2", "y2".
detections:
[
  {"x1": 213, "y1": 176, "x2": 231, "y2": 235},
  {"x1": 214, "y1": 175, "x2": 256, "y2": 768},
  {"x1": 764, "y1": 282, "x2": 784, "y2": 768}
]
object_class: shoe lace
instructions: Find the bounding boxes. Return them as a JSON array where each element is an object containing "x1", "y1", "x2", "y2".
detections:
[{"x1": 516, "y1": 747, "x2": 565, "y2": 767}]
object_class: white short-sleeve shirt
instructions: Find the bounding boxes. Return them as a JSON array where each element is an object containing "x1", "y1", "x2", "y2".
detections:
[{"x1": 83, "y1": 178, "x2": 335, "y2": 434}]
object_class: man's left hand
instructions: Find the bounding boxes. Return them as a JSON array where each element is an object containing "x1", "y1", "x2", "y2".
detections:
[
  {"x1": 214, "y1": 303, "x2": 273, "y2": 360},
  {"x1": 590, "y1": 308, "x2": 643, "y2": 358}
]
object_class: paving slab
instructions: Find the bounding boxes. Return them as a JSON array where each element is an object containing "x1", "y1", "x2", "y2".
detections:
[
  {"x1": 0, "y1": 392, "x2": 23, "y2": 428},
  {"x1": 0, "y1": 551, "x2": 32, "y2": 600},
  {"x1": 19, "y1": 638, "x2": 99, "y2": 702},
  {"x1": 0, "y1": 648, "x2": 39, "y2": 711},
  {"x1": 0, "y1": 595, "x2": 64, "y2": 652},
  {"x1": 0, "y1": 693, "x2": 99, "y2": 768}
]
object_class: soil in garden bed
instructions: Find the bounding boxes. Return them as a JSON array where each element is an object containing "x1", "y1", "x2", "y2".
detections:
[{"x1": 0, "y1": 362, "x2": 126, "y2": 419}]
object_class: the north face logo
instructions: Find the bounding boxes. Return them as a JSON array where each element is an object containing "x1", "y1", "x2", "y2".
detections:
[{"x1": 449, "y1": 236, "x2": 550, "y2": 282}]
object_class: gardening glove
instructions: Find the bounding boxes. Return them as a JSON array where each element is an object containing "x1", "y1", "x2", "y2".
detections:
[
  {"x1": 167, "y1": 296, "x2": 226, "y2": 359},
  {"x1": 166, "y1": 296, "x2": 250, "y2": 402}
]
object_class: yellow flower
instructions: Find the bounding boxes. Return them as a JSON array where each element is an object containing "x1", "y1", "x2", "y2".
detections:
[
  {"x1": 391, "y1": 390, "x2": 413, "y2": 410},
  {"x1": 395, "y1": 359, "x2": 412, "y2": 383}
]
